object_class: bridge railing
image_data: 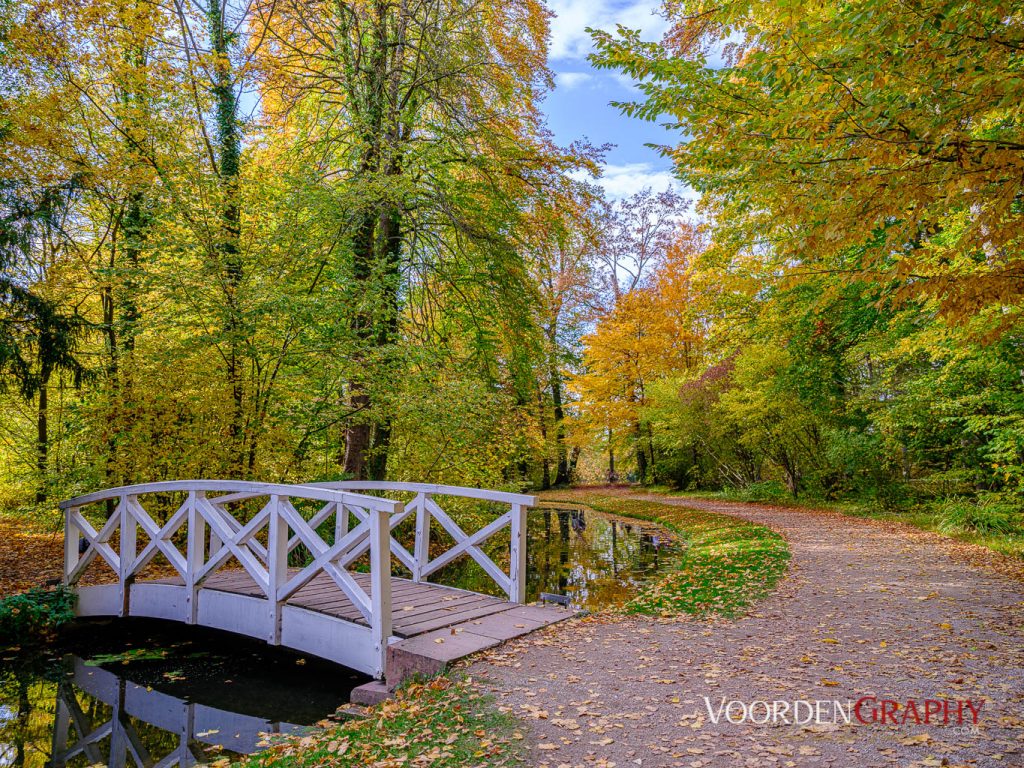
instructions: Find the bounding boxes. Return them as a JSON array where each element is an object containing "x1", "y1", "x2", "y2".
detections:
[
  {"x1": 308, "y1": 482, "x2": 536, "y2": 603},
  {"x1": 59, "y1": 480, "x2": 400, "y2": 666},
  {"x1": 213, "y1": 481, "x2": 537, "y2": 603}
]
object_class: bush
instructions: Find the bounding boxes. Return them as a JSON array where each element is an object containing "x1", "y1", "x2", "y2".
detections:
[
  {"x1": 873, "y1": 482, "x2": 921, "y2": 513},
  {"x1": 733, "y1": 480, "x2": 791, "y2": 504},
  {"x1": 0, "y1": 586, "x2": 77, "y2": 644},
  {"x1": 933, "y1": 494, "x2": 1021, "y2": 536}
]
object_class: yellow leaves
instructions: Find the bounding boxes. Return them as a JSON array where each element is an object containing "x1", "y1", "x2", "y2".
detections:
[
  {"x1": 325, "y1": 739, "x2": 350, "y2": 755},
  {"x1": 572, "y1": 223, "x2": 711, "y2": 439},
  {"x1": 899, "y1": 733, "x2": 931, "y2": 746}
]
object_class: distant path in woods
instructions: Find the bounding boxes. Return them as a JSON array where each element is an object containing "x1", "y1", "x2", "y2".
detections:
[{"x1": 470, "y1": 490, "x2": 1024, "y2": 768}]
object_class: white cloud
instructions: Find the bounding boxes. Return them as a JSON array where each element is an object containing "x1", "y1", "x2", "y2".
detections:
[
  {"x1": 555, "y1": 71, "x2": 594, "y2": 90},
  {"x1": 548, "y1": 0, "x2": 669, "y2": 61},
  {"x1": 600, "y1": 163, "x2": 678, "y2": 198},
  {"x1": 573, "y1": 162, "x2": 700, "y2": 201}
]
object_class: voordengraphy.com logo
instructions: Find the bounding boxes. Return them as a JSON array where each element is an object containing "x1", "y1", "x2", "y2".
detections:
[{"x1": 703, "y1": 697, "x2": 985, "y2": 726}]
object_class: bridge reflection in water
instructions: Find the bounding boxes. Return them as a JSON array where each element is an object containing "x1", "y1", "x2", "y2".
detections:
[{"x1": 49, "y1": 656, "x2": 305, "y2": 768}]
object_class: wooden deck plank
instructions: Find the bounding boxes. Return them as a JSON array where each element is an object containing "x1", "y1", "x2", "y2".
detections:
[
  {"x1": 391, "y1": 594, "x2": 502, "y2": 624},
  {"x1": 133, "y1": 571, "x2": 554, "y2": 642},
  {"x1": 288, "y1": 589, "x2": 502, "y2": 633},
  {"x1": 396, "y1": 602, "x2": 520, "y2": 636},
  {"x1": 390, "y1": 598, "x2": 505, "y2": 631}
]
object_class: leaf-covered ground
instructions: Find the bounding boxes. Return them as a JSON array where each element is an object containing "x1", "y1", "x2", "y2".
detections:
[
  {"x1": 469, "y1": 489, "x2": 1024, "y2": 767},
  {"x1": 236, "y1": 676, "x2": 523, "y2": 768},
  {"x1": 544, "y1": 490, "x2": 790, "y2": 617},
  {"x1": 0, "y1": 516, "x2": 62, "y2": 597}
]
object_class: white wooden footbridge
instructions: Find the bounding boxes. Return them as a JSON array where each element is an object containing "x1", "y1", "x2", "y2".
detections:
[{"x1": 61, "y1": 481, "x2": 572, "y2": 685}]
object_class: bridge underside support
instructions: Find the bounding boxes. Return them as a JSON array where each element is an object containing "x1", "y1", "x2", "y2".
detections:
[
  {"x1": 75, "y1": 576, "x2": 574, "y2": 682},
  {"x1": 77, "y1": 583, "x2": 384, "y2": 675}
]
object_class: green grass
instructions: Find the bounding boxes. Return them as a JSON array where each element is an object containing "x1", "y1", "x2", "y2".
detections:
[
  {"x1": 234, "y1": 675, "x2": 522, "y2": 768},
  {"x1": 544, "y1": 490, "x2": 790, "y2": 618}
]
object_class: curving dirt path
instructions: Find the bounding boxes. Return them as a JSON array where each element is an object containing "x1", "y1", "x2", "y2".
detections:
[{"x1": 468, "y1": 491, "x2": 1024, "y2": 768}]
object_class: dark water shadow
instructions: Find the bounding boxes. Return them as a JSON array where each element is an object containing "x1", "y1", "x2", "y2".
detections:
[{"x1": 0, "y1": 619, "x2": 367, "y2": 767}]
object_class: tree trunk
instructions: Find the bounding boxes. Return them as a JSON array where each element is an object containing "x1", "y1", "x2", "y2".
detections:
[
  {"x1": 343, "y1": 388, "x2": 372, "y2": 480},
  {"x1": 635, "y1": 423, "x2": 648, "y2": 485},
  {"x1": 35, "y1": 376, "x2": 48, "y2": 503},
  {"x1": 209, "y1": 0, "x2": 245, "y2": 475},
  {"x1": 101, "y1": 270, "x2": 119, "y2": 488},
  {"x1": 367, "y1": 207, "x2": 401, "y2": 481},
  {"x1": 551, "y1": 365, "x2": 570, "y2": 486},
  {"x1": 343, "y1": 202, "x2": 402, "y2": 481},
  {"x1": 608, "y1": 428, "x2": 616, "y2": 482}
]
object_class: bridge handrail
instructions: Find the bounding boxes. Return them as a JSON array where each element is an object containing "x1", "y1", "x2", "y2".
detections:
[
  {"x1": 61, "y1": 479, "x2": 397, "y2": 674},
  {"x1": 59, "y1": 480, "x2": 399, "y2": 513},
  {"x1": 311, "y1": 481, "x2": 535, "y2": 603},
  {"x1": 308, "y1": 481, "x2": 535, "y2": 507},
  {"x1": 204, "y1": 481, "x2": 536, "y2": 603}
]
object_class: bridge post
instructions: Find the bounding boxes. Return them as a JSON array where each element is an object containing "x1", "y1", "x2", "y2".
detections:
[
  {"x1": 413, "y1": 493, "x2": 430, "y2": 583},
  {"x1": 267, "y1": 494, "x2": 287, "y2": 645},
  {"x1": 63, "y1": 507, "x2": 81, "y2": 586},
  {"x1": 118, "y1": 495, "x2": 135, "y2": 617},
  {"x1": 369, "y1": 505, "x2": 393, "y2": 678},
  {"x1": 334, "y1": 501, "x2": 349, "y2": 544},
  {"x1": 508, "y1": 503, "x2": 528, "y2": 603},
  {"x1": 185, "y1": 491, "x2": 205, "y2": 624}
]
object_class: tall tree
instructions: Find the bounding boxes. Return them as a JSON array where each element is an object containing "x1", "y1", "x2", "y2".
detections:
[
  {"x1": 0, "y1": 180, "x2": 88, "y2": 501},
  {"x1": 523, "y1": 180, "x2": 602, "y2": 487},
  {"x1": 572, "y1": 224, "x2": 708, "y2": 483},
  {"x1": 260, "y1": 0, "x2": 568, "y2": 479},
  {"x1": 591, "y1": 0, "x2": 1024, "y2": 332},
  {"x1": 205, "y1": 0, "x2": 246, "y2": 471}
]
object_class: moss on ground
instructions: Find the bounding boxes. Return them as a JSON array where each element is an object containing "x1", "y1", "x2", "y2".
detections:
[{"x1": 545, "y1": 490, "x2": 790, "y2": 618}]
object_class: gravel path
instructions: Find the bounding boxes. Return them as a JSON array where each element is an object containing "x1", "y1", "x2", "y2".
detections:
[{"x1": 469, "y1": 491, "x2": 1024, "y2": 768}]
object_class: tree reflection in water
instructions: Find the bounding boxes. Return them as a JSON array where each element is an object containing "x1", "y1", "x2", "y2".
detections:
[{"x1": 437, "y1": 504, "x2": 683, "y2": 610}]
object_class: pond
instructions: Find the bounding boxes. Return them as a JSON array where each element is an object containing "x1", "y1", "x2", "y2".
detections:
[
  {"x1": 0, "y1": 620, "x2": 367, "y2": 768},
  {"x1": 437, "y1": 504, "x2": 684, "y2": 611}
]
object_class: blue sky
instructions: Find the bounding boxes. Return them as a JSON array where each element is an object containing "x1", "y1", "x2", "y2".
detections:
[{"x1": 542, "y1": 0, "x2": 681, "y2": 200}]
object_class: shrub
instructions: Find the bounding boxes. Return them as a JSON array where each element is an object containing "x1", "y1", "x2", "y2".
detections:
[
  {"x1": 735, "y1": 480, "x2": 790, "y2": 504},
  {"x1": 934, "y1": 494, "x2": 1021, "y2": 536},
  {"x1": 873, "y1": 482, "x2": 920, "y2": 513},
  {"x1": 0, "y1": 586, "x2": 77, "y2": 644}
]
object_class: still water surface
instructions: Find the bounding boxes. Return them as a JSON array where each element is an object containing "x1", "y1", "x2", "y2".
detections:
[
  {"x1": 0, "y1": 621, "x2": 366, "y2": 768},
  {"x1": 439, "y1": 504, "x2": 684, "y2": 611}
]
